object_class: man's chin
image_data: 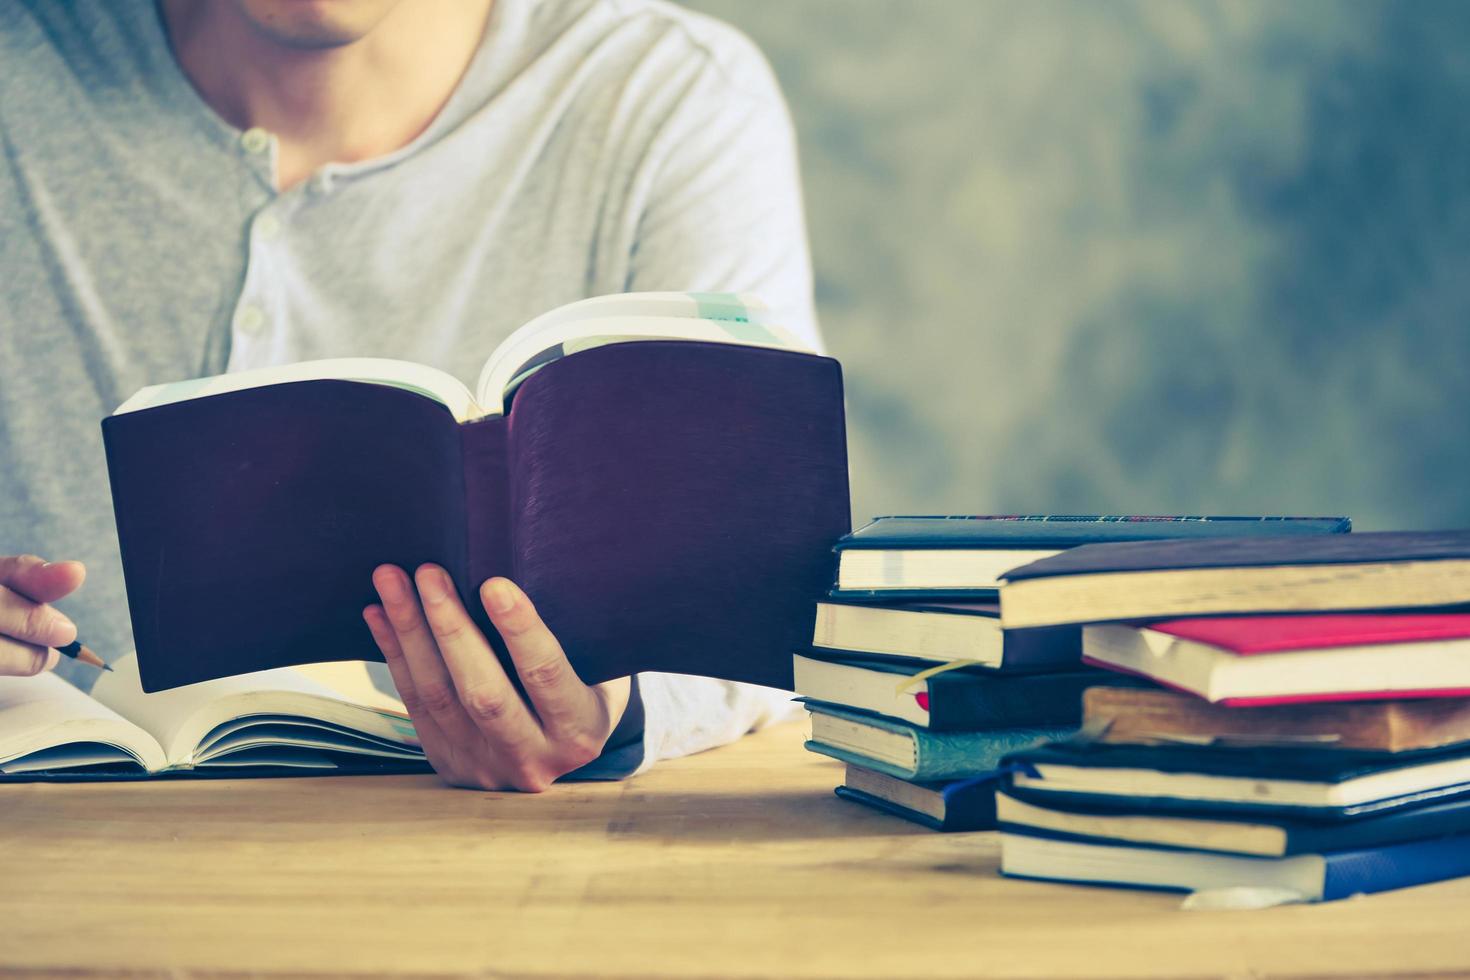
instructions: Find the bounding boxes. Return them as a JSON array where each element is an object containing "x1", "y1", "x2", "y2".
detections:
[{"x1": 234, "y1": 0, "x2": 406, "y2": 49}]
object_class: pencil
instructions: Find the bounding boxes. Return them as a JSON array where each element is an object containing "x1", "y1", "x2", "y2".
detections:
[{"x1": 57, "y1": 640, "x2": 112, "y2": 672}]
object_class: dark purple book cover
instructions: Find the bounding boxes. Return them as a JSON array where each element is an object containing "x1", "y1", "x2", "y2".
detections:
[
  {"x1": 1002, "y1": 529, "x2": 1470, "y2": 583},
  {"x1": 102, "y1": 341, "x2": 851, "y2": 692}
]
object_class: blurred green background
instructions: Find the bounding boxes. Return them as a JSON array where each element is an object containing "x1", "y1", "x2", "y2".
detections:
[{"x1": 685, "y1": 0, "x2": 1470, "y2": 531}]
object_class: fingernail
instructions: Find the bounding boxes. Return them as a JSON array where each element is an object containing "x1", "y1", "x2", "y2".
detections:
[
  {"x1": 484, "y1": 578, "x2": 516, "y2": 614},
  {"x1": 373, "y1": 566, "x2": 407, "y2": 601},
  {"x1": 417, "y1": 567, "x2": 450, "y2": 604}
]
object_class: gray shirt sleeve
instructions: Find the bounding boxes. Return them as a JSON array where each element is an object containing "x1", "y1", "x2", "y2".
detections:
[{"x1": 569, "y1": 36, "x2": 818, "y2": 780}]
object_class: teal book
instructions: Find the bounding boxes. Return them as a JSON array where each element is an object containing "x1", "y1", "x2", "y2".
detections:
[{"x1": 803, "y1": 700, "x2": 1072, "y2": 781}]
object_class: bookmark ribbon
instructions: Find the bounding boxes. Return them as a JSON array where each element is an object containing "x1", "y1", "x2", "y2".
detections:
[{"x1": 894, "y1": 658, "x2": 986, "y2": 694}]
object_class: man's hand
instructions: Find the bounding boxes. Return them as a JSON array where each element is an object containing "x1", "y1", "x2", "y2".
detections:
[
  {"x1": 0, "y1": 555, "x2": 86, "y2": 676},
  {"x1": 363, "y1": 564, "x2": 631, "y2": 792}
]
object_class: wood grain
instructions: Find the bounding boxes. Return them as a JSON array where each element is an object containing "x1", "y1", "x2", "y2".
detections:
[{"x1": 4, "y1": 721, "x2": 1469, "y2": 979}]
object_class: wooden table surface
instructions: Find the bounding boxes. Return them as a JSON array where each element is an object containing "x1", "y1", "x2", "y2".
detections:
[{"x1": 5, "y1": 720, "x2": 1470, "y2": 979}]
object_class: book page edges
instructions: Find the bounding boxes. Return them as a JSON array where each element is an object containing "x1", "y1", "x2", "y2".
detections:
[
  {"x1": 1000, "y1": 560, "x2": 1470, "y2": 628},
  {"x1": 113, "y1": 358, "x2": 482, "y2": 423},
  {"x1": 0, "y1": 673, "x2": 168, "y2": 774}
]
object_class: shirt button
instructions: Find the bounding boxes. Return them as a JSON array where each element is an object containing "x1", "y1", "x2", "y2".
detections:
[
  {"x1": 256, "y1": 214, "x2": 281, "y2": 240},
  {"x1": 236, "y1": 305, "x2": 267, "y2": 336},
  {"x1": 240, "y1": 127, "x2": 271, "y2": 154}
]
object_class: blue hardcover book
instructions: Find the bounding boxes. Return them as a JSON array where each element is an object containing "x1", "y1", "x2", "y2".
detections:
[
  {"x1": 1000, "y1": 829, "x2": 1470, "y2": 902},
  {"x1": 831, "y1": 515, "x2": 1350, "y2": 598},
  {"x1": 996, "y1": 790, "x2": 1470, "y2": 857},
  {"x1": 803, "y1": 700, "x2": 1071, "y2": 781},
  {"x1": 836, "y1": 765, "x2": 1006, "y2": 831}
]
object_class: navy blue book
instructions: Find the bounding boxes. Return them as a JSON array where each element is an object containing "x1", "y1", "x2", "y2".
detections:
[
  {"x1": 837, "y1": 765, "x2": 1006, "y2": 831},
  {"x1": 996, "y1": 789, "x2": 1470, "y2": 857},
  {"x1": 793, "y1": 649, "x2": 1133, "y2": 730},
  {"x1": 831, "y1": 515, "x2": 1350, "y2": 598},
  {"x1": 1000, "y1": 829, "x2": 1470, "y2": 902},
  {"x1": 1003, "y1": 739, "x2": 1470, "y2": 820}
]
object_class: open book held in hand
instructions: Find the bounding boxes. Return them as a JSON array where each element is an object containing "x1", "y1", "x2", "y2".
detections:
[
  {"x1": 103, "y1": 293, "x2": 852, "y2": 692},
  {"x1": 0, "y1": 654, "x2": 424, "y2": 779}
]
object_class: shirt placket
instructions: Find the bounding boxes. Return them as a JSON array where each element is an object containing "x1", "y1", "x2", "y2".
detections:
[{"x1": 227, "y1": 126, "x2": 292, "y2": 372}]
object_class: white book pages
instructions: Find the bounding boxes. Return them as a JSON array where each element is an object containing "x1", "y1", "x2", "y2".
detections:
[
  {"x1": 91, "y1": 654, "x2": 418, "y2": 768},
  {"x1": 0, "y1": 671, "x2": 167, "y2": 773},
  {"x1": 111, "y1": 357, "x2": 481, "y2": 423}
]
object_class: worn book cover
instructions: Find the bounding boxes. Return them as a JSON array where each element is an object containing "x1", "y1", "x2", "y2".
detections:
[
  {"x1": 1084, "y1": 685, "x2": 1470, "y2": 753},
  {"x1": 804, "y1": 700, "x2": 1069, "y2": 780}
]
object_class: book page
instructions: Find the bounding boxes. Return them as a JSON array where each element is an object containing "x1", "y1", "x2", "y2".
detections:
[
  {"x1": 108, "y1": 297, "x2": 799, "y2": 425},
  {"x1": 474, "y1": 292, "x2": 809, "y2": 415},
  {"x1": 111, "y1": 357, "x2": 482, "y2": 423},
  {"x1": 0, "y1": 671, "x2": 168, "y2": 773},
  {"x1": 91, "y1": 654, "x2": 418, "y2": 768}
]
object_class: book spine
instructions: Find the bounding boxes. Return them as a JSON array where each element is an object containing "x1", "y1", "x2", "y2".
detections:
[
  {"x1": 1321, "y1": 833, "x2": 1470, "y2": 900},
  {"x1": 929, "y1": 672, "x2": 1102, "y2": 729},
  {"x1": 939, "y1": 775, "x2": 1004, "y2": 831},
  {"x1": 460, "y1": 418, "x2": 513, "y2": 642},
  {"x1": 1000, "y1": 626, "x2": 1084, "y2": 671},
  {"x1": 913, "y1": 727, "x2": 1073, "y2": 779}
]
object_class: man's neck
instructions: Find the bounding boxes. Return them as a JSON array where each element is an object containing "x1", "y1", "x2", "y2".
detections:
[{"x1": 160, "y1": 0, "x2": 495, "y2": 191}]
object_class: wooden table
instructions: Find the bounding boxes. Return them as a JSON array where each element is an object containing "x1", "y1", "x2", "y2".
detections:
[{"x1": 5, "y1": 720, "x2": 1470, "y2": 978}]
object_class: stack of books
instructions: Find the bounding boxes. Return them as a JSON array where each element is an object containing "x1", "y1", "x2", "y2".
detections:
[
  {"x1": 995, "y1": 529, "x2": 1470, "y2": 903},
  {"x1": 792, "y1": 515, "x2": 1350, "y2": 831}
]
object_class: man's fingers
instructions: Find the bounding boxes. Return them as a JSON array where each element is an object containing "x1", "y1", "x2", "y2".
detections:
[
  {"x1": 481, "y1": 577, "x2": 600, "y2": 746},
  {"x1": 0, "y1": 636, "x2": 59, "y2": 677},
  {"x1": 370, "y1": 565, "x2": 484, "y2": 752},
  {"x1": 362, "y1": 604, "x2": 454, "y2": 767},
  {"x1": 0, "y1": 555, "x2": 86, "y2": 650},
  {"x1": 367, "y1": 565, "x2": 595, "y2": 791},
  {"x1": 0, "y1": 584, "x2": 78, "y2": 649},
  {"x1": 414, "y1": 566, "x2": 542, "y2": 754},
  {"x1": 0, "y1": 555, "x2": 86, "y2": 604}
]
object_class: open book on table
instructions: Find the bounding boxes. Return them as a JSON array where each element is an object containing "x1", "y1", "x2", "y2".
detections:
[
  {"x1": 102, "y1": 292, "x2": 852, "y2": 693},
  {"x1": 0, "y1": 654, "x2": 425, "y2": 780}
]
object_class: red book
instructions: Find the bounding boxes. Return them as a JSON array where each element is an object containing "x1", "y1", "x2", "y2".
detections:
[{"x1": 1081, "y1": 613, "x2": 1470, "y2": 705}]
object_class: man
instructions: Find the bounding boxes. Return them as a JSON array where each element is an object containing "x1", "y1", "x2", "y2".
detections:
[{"x1": 0, "y1": 0, "x2": 816, "y2": 787}]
